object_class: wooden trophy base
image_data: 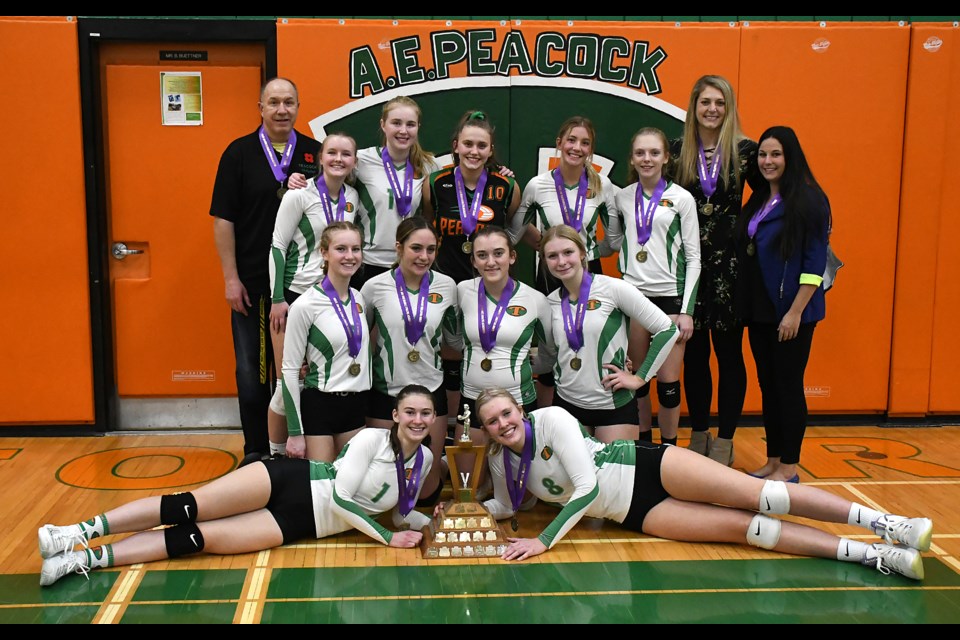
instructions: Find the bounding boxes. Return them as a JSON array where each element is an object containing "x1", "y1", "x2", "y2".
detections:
[{"x1": 419, "y1": 500, "x2": 507, "y2": 559}]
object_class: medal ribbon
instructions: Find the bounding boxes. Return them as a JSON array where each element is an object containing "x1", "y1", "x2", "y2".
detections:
[
  {"x1": 697, "y1": 142, "x2": 721, "y2": 199},
  {"x1": 315, "y1": 176, "x2": 347, "y2": 225},
  {"x1": 553, "y1": 168, "x2": 589, "y2": 233},
  {"x1": 478, "y1": 278, "x2": 515, "y2": 354},
  {"x1": 503, "y1": 418, "x2": 534, "y2": 513},
  {"x1": 560, "y1": 271, "x2": 593, "y2": 353},
  {"x1": 633, "y1": 178, "x2": 668, "y2": 246},
  {"x1": 747, "y1": 195, "x2": 783, "y2": 239},
  {"x1": 395, "y1": 446, "x2": 424, "y2": 517},
  {"x1": 394, "y1": 269, "x2": 430, "y2": 346},
  {"x1": 454, "y1": 167, "x2": 489, "y2": 237},
  {"x1": 320, "y1": 276, "x2": 362, "y2": 358},
  {"x1": 258, "y1": 126, "x2": 297, "y2": 183},
  {"x1": 381, "y1": 147, "x2": 414, "y2": 218}
]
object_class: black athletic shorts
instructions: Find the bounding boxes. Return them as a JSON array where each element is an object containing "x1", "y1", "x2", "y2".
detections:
[
  {"x1": 300, "y1": 389, "x2": 368, "y2": 435},
  {"x1": 620, "y1": 441, "x2": 670, "y2": 532},
  {"x1": 553, "y1": 392, "x2": 639, "y2": 428},
  {"x1": 263, "y1": 458, "x2": 315, "y2": 545}
]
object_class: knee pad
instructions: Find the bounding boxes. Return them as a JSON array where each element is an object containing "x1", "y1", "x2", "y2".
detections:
[
  {"x1": 160, "y1": 492, "x2": 198, "y2": 525},
  {"x1": 269, "y1": 383, "x2": 286, "y2": 416},
  {"x1": 636, "y1": 382, "x2": 651, "y2": 399},
  {"x1": 746, "y1": 514, "x2": 782, "y2": 550},
  {"x1": 537, "y1": 371, "x2": 555, "y2": 388},
  {"x1": 442, "y1": 359, "x2": 461, "y2": 392},
  {"x1": 657, "y1": 380, "x2": 681, "y2": 409},
  {"x1": 164, "y1": 522, "x2": 205, "y2": 558},
  {"x1": 759, "y1": 480, "x2": 791, "y2": 515}
]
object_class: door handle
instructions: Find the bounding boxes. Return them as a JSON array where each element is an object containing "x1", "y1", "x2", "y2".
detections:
[{"x1": 112, "y1": 242, "x2": 144, "y2": 260}]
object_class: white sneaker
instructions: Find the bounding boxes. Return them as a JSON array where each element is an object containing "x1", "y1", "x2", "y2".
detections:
[
  {"x1": 866, "y1": 543, "x2": 924, "y2": 581},
  {"x1": 872, "y1": 515, "x2": 933, "y2": 551},
  {"x1": 38, "y1": 524, "x2": 88, "y2": 559},
  {"x1": 39, "y1": 551, "x2": 90, "y2": 587}
]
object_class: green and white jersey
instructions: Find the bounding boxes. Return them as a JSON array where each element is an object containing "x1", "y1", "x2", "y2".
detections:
[
  {"x1": 354, "y1": 146, "x2": 441, "y2": 268},
  {"x1": 483, "y1": 407, "x2": 637, "y2": 548},
  {"x1": 281, "y1": 284, "x2": 371, "y2": 436},
  {"x1": 269, "y1": 178, "x2": 360, "y2": 302},
  {"x1": 454, "y1": 278, "x2": 557, "y2": 405},
  {"x1": 361, "y1": 269, "x2": 459, "y2": 396},
  {"x1": 608, "y1": 181, "x2": 701, "y2": 314},
  {"x1": 311, "y1": 427, "x2": 433, "y2": 543},
  {"x1": 547, "y1": 274, "x2": 679, "y2": 410},
  {"x1": 508, "y1": 170, "x2": 620, "y2": 260}
]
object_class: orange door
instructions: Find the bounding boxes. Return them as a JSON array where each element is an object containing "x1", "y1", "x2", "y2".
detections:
[{"x1": 101, "y1": 45, "x2": 263, "y2": 410}]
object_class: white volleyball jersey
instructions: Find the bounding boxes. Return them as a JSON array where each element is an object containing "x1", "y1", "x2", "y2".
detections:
[
  {"x1": 361, "y1": 269, "x2": 459, "y2": 396},
  {"x1": 270, "y1": 177, "x2": 360, "y2": 301},
  {"x1": 547, "y1": 274, "x2": 679, "y2": 410}
]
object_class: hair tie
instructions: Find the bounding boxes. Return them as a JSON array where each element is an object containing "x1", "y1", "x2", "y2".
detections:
[{"x1": 469, "y1": 111, "x2": 486, "y2": 121}]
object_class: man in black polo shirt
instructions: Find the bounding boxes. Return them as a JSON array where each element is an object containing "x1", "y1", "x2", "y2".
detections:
[{"x1": 210, "y1": 77, "x2": 320, "y2": 466}]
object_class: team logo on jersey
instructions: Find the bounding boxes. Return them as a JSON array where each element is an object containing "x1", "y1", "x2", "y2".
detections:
[
  {"x1": 506, "y1": 306, "x2": 527, "y2": 317},
  {"x1": 541, "y1": 446, "x2": 553, "y2": 461},
  {"x1": 355, "y1": 303, "x2": 364, "y2": 313},
  {"x1": 659, "y1": 199, "x2": 673, "y2": 207},
  {"x1": 478, "y1": 205, "x2": 496, "y2": 222},
  {"x1": 428, "y1": 293, "x2": 444, "y2": 304},
  {"x1": 346, "y1": 202, "x2": 355, "y2": 213},
  {"x1": 586, "y1": 299, "x2": 602, "y2": 311},
  {"x1": 404, "y1": 468, "x2": 414, "y2": 481}
]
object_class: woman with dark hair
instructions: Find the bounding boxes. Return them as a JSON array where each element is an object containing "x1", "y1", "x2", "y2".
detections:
[
  {"x1": 37, "y1": 385, "x2": 436, "y2": 587},
  {"x1": 360, "y1": 216, "x2": 458, "y2": 505},
  {"x1": 735, "y1": 126, "x2": 831, "y2": 484},
  {"x1": 670, "y1": 75, "x2": 758, "y2": 466}
]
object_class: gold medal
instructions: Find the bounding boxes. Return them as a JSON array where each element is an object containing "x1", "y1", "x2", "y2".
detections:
[
  {"x1": 407, "y1": 350, "x2": 420, "y2": 363},
  {"x1": 461, "y1": 241, "x2": 473, "y2": 254},
  {"x1": 481, "y1": 358, "x2": 493, "y2": 372},
  {"x1": 348, "y1": 362, "x2": 361, "y2": 376},
  {"x1": 701, "y1": 202, "x2": 714, "y2": 216},
  {"x1": 636, "y1": 249, "x2": 648, "y2": 263},
  {"x1": 277, "y1": 186, "x2": 288, "y2": 200},
  {"x1": 570, "y1": 357, "x2": 582, "y2": 371},
  {"x1": 746, "y1": 241, "x2": 756, "y2": 257}
]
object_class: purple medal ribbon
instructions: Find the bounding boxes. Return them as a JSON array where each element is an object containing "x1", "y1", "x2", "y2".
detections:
[
  {"x1": 477, "y1": 278, "x2": 515, "y2": 354},
  {"x1": 320, "y1": 276, "x2": 363, "y2": 359},
  {"x1": 697, "y1": 142, "x2": 721, "y2": 199},
  {"x1": 395, "y1": 446, "x2": 424, "y2": 517},
  {"x1": 394, "y1": 269, "x2": 430, "y2": 346},
  {"x1": 634, "y1": 178, "x2": 668, "y2": 246},
  {"x1": 454, "y1": 167, "x2": 489, "y2": 236},
  {"x1": 553, "y1": 168, "x2": 589, "y2": 233},
  {"x1": 258, "y1": 126, "x2": 297, "y2": 183},
  {"x1": 560, "y1": 272, "x2": 593, "y2": 353},
  {"x1": 747, "y1": 195, "x2": 783, "y2": 239},
  {"x1": 315, "y1": 177, "x2": 347, "y2": 225},
  {"x1": 503, "y1": 418, "x2": 534, "y2": 513},
  {"x1": 380, "y1": 147, "x2": 414, "y2": 218}
]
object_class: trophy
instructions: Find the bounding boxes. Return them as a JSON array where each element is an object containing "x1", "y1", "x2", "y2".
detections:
[{"x1": 419, "y1": 404, "x2": 508, "y2": 559}]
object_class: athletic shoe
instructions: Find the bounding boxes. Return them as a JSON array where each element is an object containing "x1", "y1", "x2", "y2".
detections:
[
  {"x1": 707, "y1": 437, "x2": 735, "y2": 467},
  {"x1": 39, "y1": 551, "x2": 90, "y2": 587},
  {"x1": 687, "y1": 430, "x2": 712, "y2": 456},
  {"x1": 865, "y1": 543, "x2": 924, "y2": 580},
  {"x1": 873, "y1": 515, "x2": 933, "y2": 551},
  {"x1": 38, "y1": 524, "x2": 88, "y2": 560}
]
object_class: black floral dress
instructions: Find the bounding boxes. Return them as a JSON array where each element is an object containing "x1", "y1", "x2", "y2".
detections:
[{"x1": 668, "y1": 137, "x2": 758, "y2": 332}]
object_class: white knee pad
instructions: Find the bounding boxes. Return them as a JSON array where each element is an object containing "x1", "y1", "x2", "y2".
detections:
[
  {"x1": 759, "y1": 480, "x2": 791, "y2": 515},
  {"x1": 269, "y1": 383, "x2": 285, "y2": 416},
  {"x1": 747, "y1": 514, "x2": 782, "y2": 550}
]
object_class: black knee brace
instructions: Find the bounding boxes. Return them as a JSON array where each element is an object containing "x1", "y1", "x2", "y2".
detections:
[
  {"x1": 442, "y1": 359, "x2": 461, "y2": 392},
  {"x1": 657, "y1": 380, "x2": 682, "y2": 409},
  {"x1": 636, "y1": 382, "x2": 651, "y2": 399},
  {"x1": 160, "y1": 492, "x2": 198, "y2": 525},
  {"x1": 164, "y1": 522, "x2": 205, "y2": 558}
]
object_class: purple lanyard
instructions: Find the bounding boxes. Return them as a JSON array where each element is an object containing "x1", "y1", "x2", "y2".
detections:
[
  {"x1": 503, "y1": 418, "x2": 534, "y2": 512},
  {"x1": 560, "y1": 272, "x2": 593, "y2": 352},
  {"x1": 697, "y1": 142, "x2": 721, "y2": 199},
  {"x1": 633, "y1": 179, "x2": 668, "y2": 246},
  {"x1": 258, "y1": 126, "x2": 297, "y2": 183},
  {"x1": 381, "y1": 147, "x2": 414, "y2": 218},
  {"x1": 315, "y1": 177, "x2": 347, "y2": 225},
  {"x1": 747, "y1": 195, "x2": 783, "y2": 239},
  {"x1": 553, "y1": 168, "x2": 589, "y2": 233},
  {"x1": 394, "y1": 446, "x2": 424, "y2": 517},
  {"x1": 454, "y1": 167, "x2": 489, "y2": 236},
  {"x1": 319, "y1": 276, "x2": 362, "y2": 358},
  {"x1": 394, "y1": 269, "x2": 430, "y2": 346},
  {"x1": 478, "y1": 278, "x2": 515, "y2": 354}
]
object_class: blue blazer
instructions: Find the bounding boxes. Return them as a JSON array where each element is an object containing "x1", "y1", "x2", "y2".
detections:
[{"x1": 751, "y1": 194, "x2": 828, "y2": 324}]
